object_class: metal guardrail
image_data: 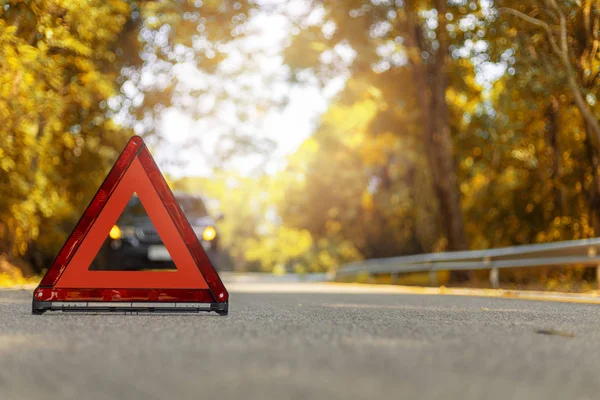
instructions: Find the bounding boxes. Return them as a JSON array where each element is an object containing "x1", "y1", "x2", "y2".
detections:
[{"x1": 336, "y1": 238, "x2": 600, "y2": 288}]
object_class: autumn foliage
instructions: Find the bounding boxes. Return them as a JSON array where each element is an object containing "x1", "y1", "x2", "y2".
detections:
[{"x1": 2, "y1": 1, "x2": 600, "y2": 289}]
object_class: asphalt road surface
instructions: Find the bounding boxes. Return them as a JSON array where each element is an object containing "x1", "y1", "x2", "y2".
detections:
[{"x1": 2, "y1": 281, "x2": 600, "y2": 400}]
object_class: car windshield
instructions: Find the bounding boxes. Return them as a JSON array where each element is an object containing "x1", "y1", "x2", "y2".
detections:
[
  {"x1": 120, "y1": 195, "x2": 208, "y2": 219},
  {"x1": 177, "y1": 196, "x2": 208, "y2": 217}
]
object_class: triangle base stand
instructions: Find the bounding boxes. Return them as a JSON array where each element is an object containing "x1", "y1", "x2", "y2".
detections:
[{"x1": 32, "y1": 299, "x2": 228, "y2": 315}]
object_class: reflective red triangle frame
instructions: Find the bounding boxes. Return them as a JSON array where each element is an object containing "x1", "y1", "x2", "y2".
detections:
[{"x1": 32, "y1": 136, "x2": 228, "y2": 315}]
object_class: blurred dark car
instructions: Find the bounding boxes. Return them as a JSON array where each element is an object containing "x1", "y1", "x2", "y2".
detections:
[{"x1": 92, "y1": 193, "x2": 221, "y2": 271}]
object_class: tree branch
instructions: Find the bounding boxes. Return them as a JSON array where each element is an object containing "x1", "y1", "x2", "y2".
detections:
[
  {"x1": 499, "y1": 6, "x2": 600, "y2": 152},
  {"x1": 545, "y1": 0, "x2": 569, "y2": 56},
  {"x1": 498, "y1": 7, "x2": 564, "y2": 58}
]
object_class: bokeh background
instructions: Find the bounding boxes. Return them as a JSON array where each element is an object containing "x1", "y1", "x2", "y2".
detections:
[{"x1": 1, "y1": 0, "x2": 600, "y2": 290}]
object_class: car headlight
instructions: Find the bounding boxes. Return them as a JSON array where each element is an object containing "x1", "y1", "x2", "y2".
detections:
[
  {"x1": 202, "y1": 226, "x2": 217, "y2": 241},
  {"x1": 109, "y1": 225, "x2": 121, "y2": 240}
]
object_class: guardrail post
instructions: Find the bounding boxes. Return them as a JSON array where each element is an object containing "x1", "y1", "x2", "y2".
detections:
[
  {"x1": 428, "y1": 270, "x2": 438, "y2": 286},
  {"x1": 489, "y1": 268, "x2": 499, "y2": 289},
  {"x1": 587, "y1": 247, "x2": 600, "y2": 290},
  {"x1": 484, "y1": 256, "x2": 499, "y2": 289}
]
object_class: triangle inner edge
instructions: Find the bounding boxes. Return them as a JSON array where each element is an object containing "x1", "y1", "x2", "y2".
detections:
[
  {"x1": 89, "y1": 191, "x2": 178, "y2": 272},
  {"x1": 54, "y1": 157, "x2": 209, "y2": 290}
]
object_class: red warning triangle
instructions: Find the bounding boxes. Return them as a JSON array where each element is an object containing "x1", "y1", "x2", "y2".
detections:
[{"x1": 32, "y1": 136, "x2": 228, "y2": 315}]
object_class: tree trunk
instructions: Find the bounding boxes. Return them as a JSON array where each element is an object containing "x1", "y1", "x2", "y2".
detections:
[
  {"x1": 403, "y1": 2, "x2": 469, "y2": 282},
  {"x1": 546, "y1": 96, "x2": 566, "y2": 216},
  {"x1": 583, "y1": 122, "x2": 600, "y2": 235},
  {"x1": 404, "y1": 2, "x2": 468, "y2": 253},
  {"x1": 432, "y1": 0, "x2": 468, "y2": 252},
  {"x1": 574, "y1": 2, "x2": 600, "y2": 236}
]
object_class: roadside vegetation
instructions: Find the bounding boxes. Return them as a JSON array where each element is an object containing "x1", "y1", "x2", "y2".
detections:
[{"x1": 2, "y1": 1, "x2": 600, "y2": 290}]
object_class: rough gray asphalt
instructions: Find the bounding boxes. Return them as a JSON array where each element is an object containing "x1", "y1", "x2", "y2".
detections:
[{"x1": 2, "y1": 285, "x2": 600, "y2": 400}]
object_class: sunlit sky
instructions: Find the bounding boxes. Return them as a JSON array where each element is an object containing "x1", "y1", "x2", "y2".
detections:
[
  {"x1": 159, "y1": 84, "x2": 336, "y2": 177},
  {"x1": 144, "y1": 2, "x2": 504, "y2": 178},
  {"x1": 153, "y1": 9, "x2": 344, "y2": 178}
]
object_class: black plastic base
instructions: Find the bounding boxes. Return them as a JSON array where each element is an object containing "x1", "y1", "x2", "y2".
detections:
[{"x1": 32, "y1": 300, "x2": 228, "y2": 316}]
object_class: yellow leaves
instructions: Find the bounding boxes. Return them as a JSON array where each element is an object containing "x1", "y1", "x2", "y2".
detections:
[
  {"x1": 74, "y1": 57, "x2": 95, "y2": 72},
  {"x1": 366, "y1": 85, "x2": 382, "y2": 99},
  {"x1": 510, "y1": 147, "x2": 535, "y2": 164},
  {"x1": 319, "y1": 87, "x2": 390, "y2": 164},
  {"x1": 2, "y1": 44, "x2": 20, "y2": 70},
  {"x1": 18, "y1": 119, "x2": 40, "y2": 139},
  {"x1": 447, "y1": 87, "x2": 469, "y2": 108},
  {"x1": 505, "y1": 27, "x2": 518, "y2": 38},
  {"x1": 359, "y1": 132, "x2": 398, "y2": 166},
  {"x1": 554, "y1": 216, "x2": 572, "y2": 225},
  {"x1": 0, "y1": 0, "x2": 134, "y2": 258},
  {"x1": 317, "y1": 250, "x2": 333, "y2": 269},
  {"x1": 322, "y1": 97, "x2": 378, "y2": 134},
  {"x1": 460, "y1": 171, "x2": 490, "y2": 211},
  {"x1": 1, "y1": 157, "x2": 16, "y2": 172},
  {"x1": 471, "y1": 171, "x2": 489, "y2": 189},
  {"x1": 244, "y1": 226, "x2": 314, "y2": 272},
  {"x1": 309, "y1": 41, "x2": 327, "y2": 51},
  {"x1": 107, "y1": 0, "x2": 131, "y2": 15},
  {"x1": 497, "y1": 167, "x2": 520, "y2": 190},
  {"x1": 288, "y1": 138, "x2": 319, "y2": 174},
  {"x1": 0, "y1": 255, "x2": 39, "y2": 287},
  {"x1": 17, "y1": 44, "x2": 39, "y2": 63},
  {"x1": 173, "y1": 167, "x2": 364, "y2": 274},
  {"x1": 50, "y1": 36, "x2": 92, "y2": 56},
  {"x1": 361, "y1": 191, "x2": 374, "y2": 211},
  {"x1": 299, "y1": 137, "x2": 319, "y2": 154},
  {"x1": 2, "y1": 25, "x2": 18, "y2": 37},
  {"x1": 61, "y1": 132, "x2": 75, "y2": 149}
]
